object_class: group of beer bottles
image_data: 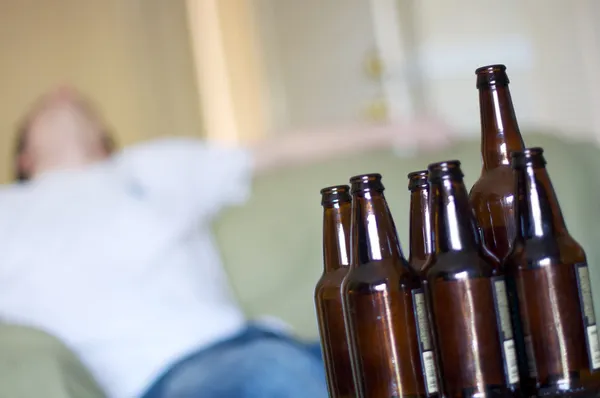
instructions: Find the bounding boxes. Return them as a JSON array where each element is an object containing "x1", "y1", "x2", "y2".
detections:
[{"x1": 314, "y1": 64, "x2": 600, "y2": 398}]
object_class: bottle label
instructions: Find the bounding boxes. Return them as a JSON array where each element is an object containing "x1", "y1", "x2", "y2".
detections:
[
  {"x1": 574, "y1": 263, "x2": 600, "y2": 371},
  {"x1": 491, "y1": 276, "x2": 520, "y2": 386},
  {"x1": 412, "y1": 288, "x2": 439, "y2": 395}
]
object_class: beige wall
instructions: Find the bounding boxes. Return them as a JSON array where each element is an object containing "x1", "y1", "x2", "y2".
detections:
[
  {"x1": 250, "y1": 0, "x2": 600, "y2": 142},
  {"x1": 0, "y1": 0, "x2": 202, "y2": 183},
  {"x1": 253, "y1": 0, "x2": 383, "y2": 131},
  {"x1": 414, "y1": 0, "x2": 600, "y2": 140}
]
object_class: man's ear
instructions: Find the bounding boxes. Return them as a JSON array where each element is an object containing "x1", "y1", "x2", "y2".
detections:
[{"x1": 16, "y1": 151, "x2": 33, "y2": 181}]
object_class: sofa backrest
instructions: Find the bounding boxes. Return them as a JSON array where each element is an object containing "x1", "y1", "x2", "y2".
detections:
[{"x1": 214, "y1": 133, "x2": 600, "y2": 338}]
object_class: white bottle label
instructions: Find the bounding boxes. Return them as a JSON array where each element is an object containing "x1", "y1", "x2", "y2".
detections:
[
  {"x1": 575, "y1": 264, "x2": 600, "y2": 371},
  {"x1": 412, "y1": 289, "x2": 439, "y2": 395},
  {"x1": 491, "y1": 276, "x2": 520, "y2": 386},
  {"x1": 503, "y1": 339, "x2": 520, "y2": 385}
]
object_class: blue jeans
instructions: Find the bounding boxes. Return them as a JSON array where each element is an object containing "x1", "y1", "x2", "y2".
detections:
[{"x1": 141, "y1": 326, "x2": 328, "y2": 398}]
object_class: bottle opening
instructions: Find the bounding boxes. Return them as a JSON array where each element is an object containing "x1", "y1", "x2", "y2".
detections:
[
  {"x1": 475, "y1": 63, "x2": 510, "y2": 89},
  {"x1": 320, "y1": 184, "x2": 351, "y2": 206},
  {"x1": 427, "y1": 160, "x2": 464, "y2": 182},
  {"x1": 349, "y1": 173, "x2": 384, "y2": 194},
  {"x1": 511, "y1": 147, "x2": 546, "y2": 169},
  {"x1": 475, "y1": 64, "x2": 506, "y2": 74},
  {"x1": 407, "y1": 170, "x2": 429, "y2": 191}
]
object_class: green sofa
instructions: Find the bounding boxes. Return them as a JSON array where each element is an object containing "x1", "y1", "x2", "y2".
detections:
[
  {"x1": 216, "y1": 133, "x2": 600, "y2": 339},
  {"x1": 0, "y1": 324, "x2": 106, "y2": 398},
  {"x1": 0, "y1": 133, "x2": 598, "y2": 397}
]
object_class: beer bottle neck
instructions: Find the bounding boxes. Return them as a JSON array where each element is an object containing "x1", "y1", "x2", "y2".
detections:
[
  {"x1": 408, "y1": 188, "x2": 433, "y2": 268},
  {"x1": 351, "y1": 190, "x2": 405, "y2": 265},
  {"x1": 479, "y1": 85, "x2": 525, "y2": 169},
  {"x1": 431, "y1": 178, "x2": 480, "y2": 253},
  {"x1": 322, "y1": 201, "x2": 352, "y2": 272},
  {"x1": 516, "y1": 164, "x2": 568, "y2": 240}
]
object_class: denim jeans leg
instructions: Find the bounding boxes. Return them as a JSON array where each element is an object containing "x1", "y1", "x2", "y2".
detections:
[
  {"x1": 143, "y1": 333, "x2": 328, "y2": 398},
  {"x1": 304, "y1": 341, "x2": 324, "y2": 361}
]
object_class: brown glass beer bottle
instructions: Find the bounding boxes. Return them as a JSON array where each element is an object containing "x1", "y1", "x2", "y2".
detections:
[
  {"x1": 425, "y1": 160, "x2": 520, "y2": 398},
  {"x1": 470, "y1": 64, "x2": 526, "y2": 265},
  {"x1": 505, "y1": 148, "x2": 600, "y2": 396},
  {"x1": 342, "y1": 173, "x2": 439, "y2": 398},
  {"x1": 315, "y1": 185, "x2": 355, "y2": 398},
  {"x1": 408, "y1": 170, "x2": 433, "y2": 274}
]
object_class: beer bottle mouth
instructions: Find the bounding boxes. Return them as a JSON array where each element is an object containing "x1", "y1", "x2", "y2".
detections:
[
  {"x1": 475, "y1": 64, "x2": 509, "y2": 88},
  {"x1": 407, "y1": 170, "x2": 429, "y2": 191},
  {"x1": 427, "y1": 160, "x2": 464, "y2": 182},
  {"x1": 511, "y1": 147, "x2": 546, "y2": 169},
  {"x1": 349, "y1": 173, "x2": 384, "y2": 194},
  {"x1": 320, "y1": 184, "x2": 351, "y2": 206},
  {"x1": 475, "y1": 64, "x2": 506, "y2": 74}
]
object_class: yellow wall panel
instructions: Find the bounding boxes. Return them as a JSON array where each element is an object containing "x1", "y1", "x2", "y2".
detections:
[{"x1": 0, "y1": 0, "x2": 202, "y2": 183}]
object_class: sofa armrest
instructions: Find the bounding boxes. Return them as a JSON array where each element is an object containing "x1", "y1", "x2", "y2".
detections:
[{"x1": 0, "y1": 324, "x2": 106, "y2": 398}]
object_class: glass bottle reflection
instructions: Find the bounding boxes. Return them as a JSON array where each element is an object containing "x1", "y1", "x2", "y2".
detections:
[
  {"x1": 470, "y1": 64, "x2": 526, "y2": 265},
  {"x1": 425, "y1": 160, "x2": 520, "y2": 398},
  {"x1": 315, "y1": 185, "x2": 355, "y2": 397},
  {"x1": 342, "y1": 173, "x2": 439, "y2": 398},
  {"x1": 505, "y1": 148, "x2": 600, "y2": 396},
  {"x1": 408, "y1": 170, "x2": 433, "y2": 274}
]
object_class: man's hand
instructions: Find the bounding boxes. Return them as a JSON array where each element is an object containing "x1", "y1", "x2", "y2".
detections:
[{"x1": 390, "y1": 116, "x2": 454, "y2": 157}]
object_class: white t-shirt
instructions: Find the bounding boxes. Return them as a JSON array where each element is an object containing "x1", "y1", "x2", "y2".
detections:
[{"x1": 0, "y1": 138, "x2": 253, "y2": 398}]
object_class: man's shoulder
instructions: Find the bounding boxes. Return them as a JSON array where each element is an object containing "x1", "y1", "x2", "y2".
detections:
[{"x1": 0, "y1": 165, "x2": 114, "y2": 203}]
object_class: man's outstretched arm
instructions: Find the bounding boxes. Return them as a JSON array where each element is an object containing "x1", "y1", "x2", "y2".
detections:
[{"x1": 250, "y1": 118, "x2": 453, "y2": 175}]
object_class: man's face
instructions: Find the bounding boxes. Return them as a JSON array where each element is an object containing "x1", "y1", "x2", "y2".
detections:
[{"x1": 18, "y1": 87, "x2": 111, "y2": 179}]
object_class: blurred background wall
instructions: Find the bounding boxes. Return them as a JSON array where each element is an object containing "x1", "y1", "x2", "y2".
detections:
[
  {"x1": 247, "y1": 0, "x2": 600, "y2": 140},
  {"x1": 0, "y1": 0, "x2": 202, "y2": 182},
  {"x1": 1, "y1": 0, "x2": 599, "y2": 182}
]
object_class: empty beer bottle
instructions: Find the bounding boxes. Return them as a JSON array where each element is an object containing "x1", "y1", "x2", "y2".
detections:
[
  {"x1": 470, "y1": 64, "x2": 526, "y2": 265},
  {"x1": 408, "y1": 170, "x2": 433, "y2": 274},
  {"x1": 342, "y1": 173, "x2": 439, "y2": 398},
  {"x1": 425, "y1": 160, "x2": 520, "y2": 398},
  {"x1": 505, "y1": 147, "x2": 600, "y2": 396},
  {"x1": 315, "y1": 185, "x2": 355, "y2": 398}
]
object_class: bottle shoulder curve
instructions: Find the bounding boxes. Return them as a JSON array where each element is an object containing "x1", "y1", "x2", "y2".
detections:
[
  {"x1": 343, "y1": 261, "x2": 421, "y2": 292},
  {"x1": 505, "y1": 235, "x2": 587, "y2": 269},
  {"x1": 426, "y1": 252, "x2": 496, "y2": 281},
  {"x1": 316, "y1": 268, "x2": 349, "y2": 288}
]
